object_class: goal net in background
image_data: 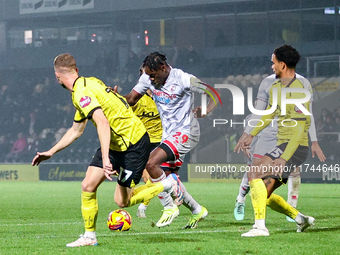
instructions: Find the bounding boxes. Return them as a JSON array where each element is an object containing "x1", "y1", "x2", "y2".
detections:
[{"x1": 306, "y1": 55, "x2": 340, "y2": 78}]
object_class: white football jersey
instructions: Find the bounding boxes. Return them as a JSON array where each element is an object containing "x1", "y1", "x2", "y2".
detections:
[{"x1": 133, "y1": 67, "x2": 205, "y2": 139}]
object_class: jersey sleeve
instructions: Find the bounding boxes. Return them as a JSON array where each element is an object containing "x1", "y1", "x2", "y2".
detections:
[
  {"x1": 256, "y1": 76, "x2": 275, "y2": 102},
  {"x1": 73, "y1": 88, "x2": 101, "y2": 119},
  {"x1": 133, "y1": 73, "x2": 150, "y2": 95},
  {"x1": 73, "y1": 110, "x2": 87, "y2": 123},
  {"x1": 189, "y1": 76, "x2": 207, "y2": 94}
]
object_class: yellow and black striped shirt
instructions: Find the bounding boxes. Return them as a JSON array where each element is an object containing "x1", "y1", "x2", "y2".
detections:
[
  {"x1": 131, "y1": 94, "x2": 163, "y2": 144},
  {"x1": 72, "y1": 77, "x2": 146, "y2": 151}
]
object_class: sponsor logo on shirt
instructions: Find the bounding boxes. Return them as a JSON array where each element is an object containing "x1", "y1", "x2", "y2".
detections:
[
  {"x1": 79, "y1": 96, "x2": 91, "y2": 108},
  {"x1": 152, "y1": 90, "x2": 177, "y2": 104},
  {"x1": 294, "y1": 105, "x2": 303, "y2": 113}
]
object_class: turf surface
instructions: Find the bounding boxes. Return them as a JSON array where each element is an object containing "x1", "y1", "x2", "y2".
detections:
[{"x1": 0, "y1": 182, "x2": 339, "y2": 254}]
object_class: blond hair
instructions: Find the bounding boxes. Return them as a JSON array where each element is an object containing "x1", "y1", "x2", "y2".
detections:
[{"x1": 54, "y1": 53, "x2": 77, "y2": 73}]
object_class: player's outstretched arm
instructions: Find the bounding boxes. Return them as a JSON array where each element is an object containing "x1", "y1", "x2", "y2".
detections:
[
  {"x1": 311, "y1": 141, "x2": 326, "y2": 162},
  {"x1": 114, "y1": 86, "x2": 143, "y2": 106},
  {"x1": 31, "y1": 120, "x2": 87, "y2": 166}
]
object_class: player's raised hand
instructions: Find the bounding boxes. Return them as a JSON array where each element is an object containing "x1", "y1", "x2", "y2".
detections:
[
  {"x1": 193, "y1": 106, "x2": 205, "y2": 118},
  {"x1": 311, "y1": 141, "x2": 326, "y2": 162},
  {"x1": 234, "y1": 132, "x2": 248, "y2": 153},
  {"x1": 31, "y1": 151, "x2": 52, "y2": 166}
]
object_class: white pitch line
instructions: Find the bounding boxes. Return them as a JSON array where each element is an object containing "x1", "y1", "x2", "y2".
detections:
[
  {"x1": 97, "y1": 226, "x2": 326, "y2": 237},
  {"x1": 0, "y1": 222, "x2": 82, "y2": 227},
  {"x1": 0, "y1": 222, "x2": 324, "y2": 238}
]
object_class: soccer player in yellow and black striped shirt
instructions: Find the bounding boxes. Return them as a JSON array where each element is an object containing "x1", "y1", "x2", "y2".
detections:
[
  {"x1": 31, "y1": 53, "x2": 183, "y2": 247},
  {"x1": 240, "y1": 45, "x2": 315, "y2": 237}
]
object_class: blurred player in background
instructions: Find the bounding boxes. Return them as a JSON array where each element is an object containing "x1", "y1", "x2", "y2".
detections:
[
  {"x1": 233, "y1": 47, "x2": 325, "y2": 222},
  {"x1": 132, "y1": 89, "x2": 163, "y2": 218},
  {"x1": 239, "y1": 45, "x2": 316, "y2": 237},
  {"x1": 118, "y1": 52, "x2": 219, "y2": 228},
  {"x1": 32, "y1": 53, "x2": 183, "y2": 247}
]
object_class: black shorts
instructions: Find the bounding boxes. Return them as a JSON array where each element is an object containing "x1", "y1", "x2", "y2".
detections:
[
  {"x1": 150, "y1": 142, "x2": 160, "y2": 152},
  {"x1": 90, "y1": 133, "x2": 151, "y2": 187},
  {"x1": 264, "y1": 142, "x2": 309, "y2": 184}
]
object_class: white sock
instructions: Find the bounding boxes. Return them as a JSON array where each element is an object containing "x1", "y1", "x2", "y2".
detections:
[
  {"x1": 158, "y1": 191, "x2": 176, "y2": 209},
  {"x1": 287, "y1": 172, "x2": 301, "y2": 208},
  {"x1": 295, "y1": 213, "x2": 305, "y2": 224},
  {"x1": 154, "y1": 172, "x2": 170, "y2": 191},
  {"x1": 138, "y1": 203, "x2": 148, "y2": 210},
  {"x1": 180, "y1": 181, "x2": 201, "y2": 214},
  {"x1": 237, "y1": 173, "x2": 250, "y2": 203},
  {"x1": 254, "y1": 219, "x2": 266, "y2": 229},
  {"x1": 152, "y1": 172, "x2": 176, "y2": 209},
  {"x1": 84, "y1": 231, "x2": 96, "y2": 239}
]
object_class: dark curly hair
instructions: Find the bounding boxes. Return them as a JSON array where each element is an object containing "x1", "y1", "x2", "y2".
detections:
[
  {"x1": 274, "y1": 45, "x2": 300, "y2": 68},
  {"x1": 143, "y1": 52, "x2": 168, "y2": 71}
]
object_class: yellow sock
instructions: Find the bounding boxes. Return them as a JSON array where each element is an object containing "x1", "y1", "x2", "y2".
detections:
[
  {"x1": 267, "y1": 193, "x2": 299, "y2": 220},
  {"x1": 142, "y1": 200, "x2": 151, "y2": 206},
  {"x1": 142, "y1": 179, "x2": 152, "y2": 206},
  {"x1": 249, "y1": 179, "x2": 267, "y2": 220},
  {"x1": 127, "y1": 182, "x2": 164, "y2": 207},
  {"x1": 81, "y1": 191, "x2": 98, "y2": 232}
]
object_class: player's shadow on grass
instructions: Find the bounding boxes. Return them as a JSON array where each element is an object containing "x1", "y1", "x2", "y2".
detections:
[
  {"x1": 227, "y1": 221, "x2": 253, "y2": 227},
  {"x1": 136, "y1": 237, "x2": 203, "y2": 243},
  {"x1": 275, "y1": 226, "x2": 340, "y2": 234},
  {"x1": 314, "y1": 215, "x2": 340, "y2": 220}
]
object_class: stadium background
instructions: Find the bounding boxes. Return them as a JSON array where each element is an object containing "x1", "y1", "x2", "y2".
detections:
[{"x1": 0, "y1": 0, "x2": 340, "y2": 184}]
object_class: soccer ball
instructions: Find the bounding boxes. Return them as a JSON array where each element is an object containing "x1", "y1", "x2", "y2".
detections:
[{"x1": 107, "y1": 209, "x2": 132, "y2": 231}]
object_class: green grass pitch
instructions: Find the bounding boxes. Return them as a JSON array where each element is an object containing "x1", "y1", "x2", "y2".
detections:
[{"x1": 0, "y1": 181, "x2": 339, "y2": 254}]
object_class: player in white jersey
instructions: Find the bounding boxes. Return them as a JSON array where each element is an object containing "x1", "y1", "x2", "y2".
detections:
[
  {"x1": 121, "y1": 52, "x2": 219, "y2": 228},
  {"x1": 234, "y1": 73, "x2": 326, "y2": 221}
]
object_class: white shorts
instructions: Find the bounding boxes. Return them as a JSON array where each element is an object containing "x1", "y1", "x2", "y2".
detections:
[
  {"x1": 159, "y1": 130, "x2": 199, "y2": 169},
  {"x1": 252, "y1": 131, "x2": 277, "y2": 160}
]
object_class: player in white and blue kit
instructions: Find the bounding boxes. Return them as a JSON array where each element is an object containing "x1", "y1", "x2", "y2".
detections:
[
  {"x1": 234, "y1": 73, "x2": 326, "y2": 221},
  {"x1": 123, "y1": 52, "x2": 219, "y2": 228}
]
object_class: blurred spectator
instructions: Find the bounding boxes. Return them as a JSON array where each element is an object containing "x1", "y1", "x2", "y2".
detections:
[
  {"x1": 6, "y1": 132, "x2": 27, "y2": 161},
  {"x1": 0, "y1": 84, "x2": 9, "y2": 104},
  {"x1": 316, "y1": 118, "x2": 326, "y2": 133},
  {"x1": 24, "y1": 132, "x2": 39, "y2": 161},
  {"x1": 320, "y1": 108, "x2": 332, "y2": 122},
  {"x1": 0, "y1": 135, "x2": 10, "y2": 161},
  {"x1": 214, "y1": 28, "x2": 228, "y2": 47},
  {"x1": 323, "y1": 116, "x2": 336, "y2": 133},
  {"x1": 335, "y1": 117, "x2": 340, "y2": 132},
  {"x1": 94, "y1": 48, "x2": 112, "y2": 79},
  {"x1": 333, "y1": 106, "x2": 340, "y2": 120}
]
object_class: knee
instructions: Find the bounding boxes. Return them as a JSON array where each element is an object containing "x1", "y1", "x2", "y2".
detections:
[
  {"x1": 146, "y1": 159, "x2": 158, "y2": 173},
  {"x1": 81, "y1": 179, "x2": 95, "y2": 192},
  {"x1": 114, "y1": 199, "x2": 128, "y2": 208}
]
